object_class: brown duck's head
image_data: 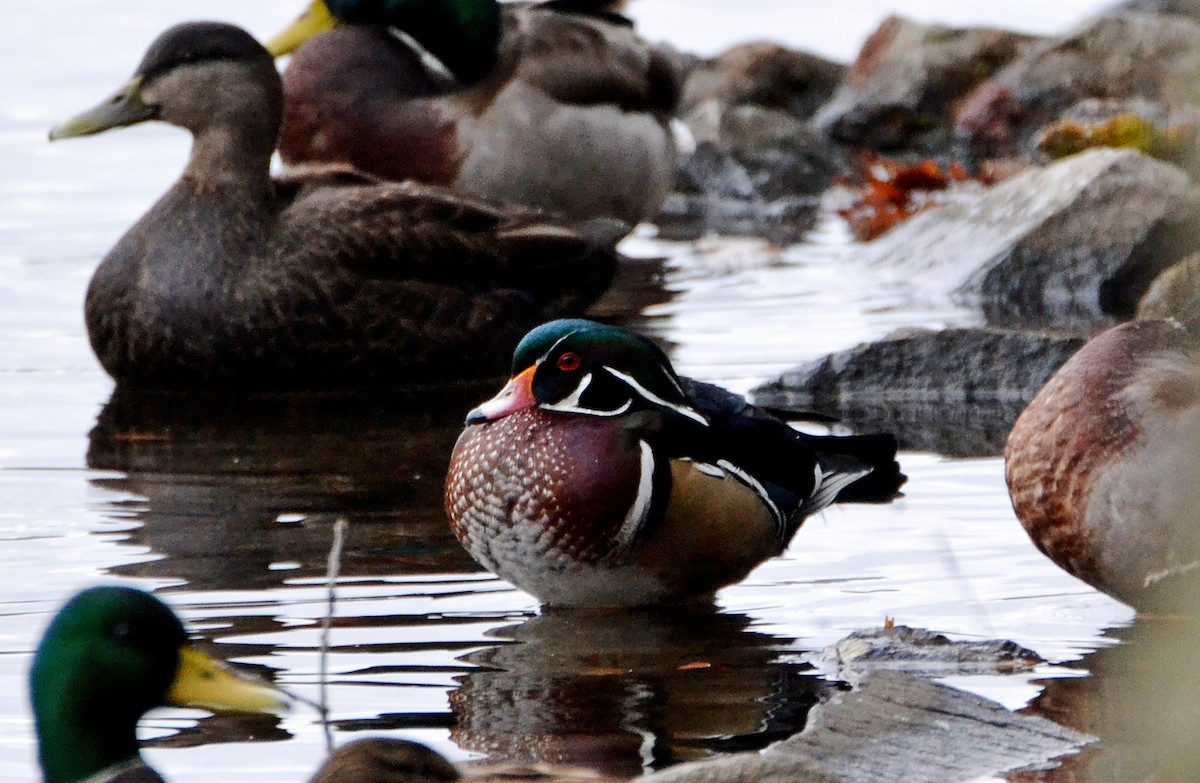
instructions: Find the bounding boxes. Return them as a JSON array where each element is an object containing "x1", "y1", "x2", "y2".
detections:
[{"x1": 50, "y1": 22, "x2": 283, "y2": 152}]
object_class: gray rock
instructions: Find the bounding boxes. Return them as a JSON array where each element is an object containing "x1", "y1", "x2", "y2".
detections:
[
  {"x1": 814, "y1": 15, "x2": 1041, "y2": 151},
  {"x1": 810, "y1": 625, "x2": 1044, "y2": 678},
  {"x1": 1137, "y1": 252, "x2": 1200, "y2": 319},
  {"x1": 851, "y1": 148, "x2": 1200, "y2": 329},
  {"x1": 1116, "y1": 0, "x2": 1200, "y2": 18},
  {"x1": 644, "y1": 670, "x2": 1093, "y2": 783},
  {"x1": 994, "y1": 12, "x2": 1200, "y2": 132},
  {"x1": 752, "y1": 327, "x2": 1085, "y2": 457},
  {"x1": 680, "y1": 41, "x2": 846, "y2": 124},
  {"x1": 659, "y1": 114, "x2": 843, "y2": 243}
]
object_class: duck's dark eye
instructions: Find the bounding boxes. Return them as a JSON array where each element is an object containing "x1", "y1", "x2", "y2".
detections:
[
  {"x1": 110, "y1": 621, "x2": 140, "y2": 646},
  {"x1": 556, "y1": 352, "x2": 581, "y2": 371}
]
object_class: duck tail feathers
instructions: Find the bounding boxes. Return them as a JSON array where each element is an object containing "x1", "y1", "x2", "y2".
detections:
[{"x1": 808, "y1": 432, "x2": 906, "y2": 504}]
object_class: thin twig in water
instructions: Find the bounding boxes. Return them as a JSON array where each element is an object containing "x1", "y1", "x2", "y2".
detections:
[{"x1": 320, "y1": 518, "x2": 348, "y2": 754}]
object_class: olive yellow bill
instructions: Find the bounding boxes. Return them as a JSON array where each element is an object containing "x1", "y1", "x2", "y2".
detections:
[
  {"x1": 166, "y1": 646, "x2": 290, "y2": 715},
  {"x1": 49, "y1": 76, "x2": 155, "y2": 141}
]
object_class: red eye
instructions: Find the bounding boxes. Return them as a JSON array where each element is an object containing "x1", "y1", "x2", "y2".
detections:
[{"x1": 556, "y1": 352, "x2": 581, "y2": 371}]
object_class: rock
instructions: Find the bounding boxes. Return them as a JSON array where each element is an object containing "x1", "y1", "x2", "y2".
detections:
[
  {"x1": 1116, "y1": 0, "x2": 1200, "y2": 19},
  {"x1": 658, "y1": 114, "x2": 843, "y2": 243},
  {"x1": 851, "y1": 148, "x2": 1200, "y2": 329},
  {"x1": 994, "y1": 13, "x2": 1200, "y2": 131},
  {"x1": 644, "y1": 670, "x2": 1093, "y2": 783},
  {"x1": 810, "y1": 626, "x2": 1044, "y2": 678},
  {"x1": 814, "y1": 15, "x2": 1041, "y2": 152},
  {"x1": 679, "y1": 41, "x2": 846, "y2": 125},
  {"x1": 752, "y1": 327, "x2": 1086, "y2": 457},
  {"x1": 678, "y1": 43, "x2": 842, "y2": 126},
  {"x1": 659, "y1": 41, "x2": 852, "y2": 243},
  {"x1": 1137, "y1": 253, "x2": 1200, "y2": 319}
]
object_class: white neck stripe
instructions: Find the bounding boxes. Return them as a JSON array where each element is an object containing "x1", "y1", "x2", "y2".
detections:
[{"x1": 605, "y1": 367, "x2": 708, "y2": 426}]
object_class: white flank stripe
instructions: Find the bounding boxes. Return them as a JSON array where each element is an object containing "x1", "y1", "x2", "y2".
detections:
[
  {"x1": 716, "y1": 459, "x2": 783, "y2": 531},
  {"x1": 615, "y1": 440, "x2": 656, "y2": 552},
  {"x1": 604, "y1": 367, "x2": 709, "y2": 426}
]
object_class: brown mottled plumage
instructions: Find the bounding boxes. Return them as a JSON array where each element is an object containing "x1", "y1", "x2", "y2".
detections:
[
  {"x1": 270, "y1": 0, "x2": 680, "y2": 224},
  {"x1": 50, "y1": 22, "x2": 619, "y2": 390},
  {"x1": 1005, "y1": 319, "x2": 1200, "y2": 611},
  {"x1": 309, "y1": 738, "x2": 621, "y2": 783}
]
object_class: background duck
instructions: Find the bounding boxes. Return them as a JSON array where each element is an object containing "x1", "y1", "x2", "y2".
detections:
[
  {"x1": 445, "y1": 319, "x2": 905, "y2": 608},
  {"x1": 308, "y1": 737, "x2": 622, "y2": 782},
  {"x1": 1005, "y1": 318, "x2": 1200, "y2": 612},
  {"x1": 50, "y1": 21, "x2": 621, "y2": 391},
  {"x1": 31, "y1": 586, "x2": 288, "y2": 783},
  {"x1": 267, "y1": 0, "x2": 681, "y2": 225}
]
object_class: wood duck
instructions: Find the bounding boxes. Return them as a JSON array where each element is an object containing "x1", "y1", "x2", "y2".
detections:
[
  {"x1": 49, "y1": 22, "x2": 619, "y2": 390},
  {"x1": 30, "y1": 586, "x2": 288, "y2": 783},
  {"x1": 265, "y1": 0, "x2": 680, "y2": 225},
  {"x1": 444, "y1": 319, "x2": 906, "y2": 608},
  {"x1": 1005, "y1": 318, "x2": 1200, "y2": 612}
]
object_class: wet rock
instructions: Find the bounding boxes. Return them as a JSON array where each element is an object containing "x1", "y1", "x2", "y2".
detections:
[
  {"x1": 814, "y1": 15, "x2": 1041, "y2": 152},
  {"x1": 658, "y1": 113, "x2": 843, "y2": 243},
  {"x1": 660, "y1": 42, "x2": 851, "y2": 243},
  {"x1": 851, "y1": 148, "x2": 1200, "y2": 329},
  {"x1": 752, "y1": 327, "x2": 1086, "y2": 457},
  {"x1": 811, "y1": 626, "x2": 1044, "y2": 677},
  {"x1": 644, "y1": 670, "x2": 1093, "y2": 783},
  {"x1": 1137, "y1": 253, "x2": 1200, "y2": 319}
]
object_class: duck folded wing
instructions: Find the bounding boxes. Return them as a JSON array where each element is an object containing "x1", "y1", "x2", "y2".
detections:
[
  {"x1": 506, "y1": 2, "x2": 681, "y2": 112},
  {"x1": 273, "y1": 181, "x2": 618, "y2": 306},
  {"x1": 678, "y1": 377, "x2": 906, "y2": 506}
]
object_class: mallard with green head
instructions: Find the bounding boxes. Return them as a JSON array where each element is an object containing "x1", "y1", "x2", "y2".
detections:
[
  {"x1": 30, "y1": 586, "x2": 288, "y2": 783},
  {"x1": 50, "y1": 21, "x2": 620, "y2": 391},
  {"x1": 266, "y1": 0, "x2": 681, "y2": 225}
]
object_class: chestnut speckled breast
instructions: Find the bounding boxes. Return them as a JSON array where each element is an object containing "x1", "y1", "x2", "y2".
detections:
[
  {"x1": 448, "y1": 408, "x2": 648, "y2": 569},
  {"x1": 443, "y1": 319, "x2": 906, "y2": 608}
]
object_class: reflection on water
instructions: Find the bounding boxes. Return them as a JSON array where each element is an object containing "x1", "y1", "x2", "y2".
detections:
[
  {"x1": 1, "y1": 2, "x2": 1142, "y2": 780},
  {"x1": 81, "y1": 384, "x2": 834, "y2": 775},
  {"x1": 86, "y1": 385, "x2": 493, "y2": 588},
  {"x1": 451, "y1": 610, "x2": 835, "y2": 776}
]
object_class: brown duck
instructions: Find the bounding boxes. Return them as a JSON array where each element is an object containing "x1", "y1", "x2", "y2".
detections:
[{"x1": 50, "y1": 21, "x2": 620, "y2": 390}]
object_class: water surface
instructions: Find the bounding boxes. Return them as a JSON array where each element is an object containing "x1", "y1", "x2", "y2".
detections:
[{"x1": 2, "y1": 2, "x2": 1131, "y2": 781}]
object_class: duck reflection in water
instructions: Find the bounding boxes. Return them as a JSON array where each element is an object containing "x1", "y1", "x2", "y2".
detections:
[
  {"x1": 443, "y1": 609, "x2": 839, "y2": 777},
  {"x1": 86, "y1": 385, "x2": 492, "y2": 590}
]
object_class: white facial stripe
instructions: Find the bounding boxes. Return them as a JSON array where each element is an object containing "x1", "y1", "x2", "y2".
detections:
[
  {"x1": 615, "y1": 440, "x2": 656, "y2": 554},
  {"x1": 536, "y1": 329, "x2": 584, "y2": 366},
  {"x1": 604, "y1": 367, "x2": 708, "y2": 427},
  {"x1": 541, "y1": 374, "x2": 634, "y2": 417}
]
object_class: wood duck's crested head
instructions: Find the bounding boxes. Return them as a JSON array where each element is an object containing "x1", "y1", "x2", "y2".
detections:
[
  {"x1": 50, "y1": 22, "x2": 282, "y2": 169},
  {"x1": 466, "y1": 319, "x2": 705, "y2": 426}
]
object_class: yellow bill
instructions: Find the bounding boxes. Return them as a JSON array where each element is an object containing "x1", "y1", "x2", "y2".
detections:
[
  {"x1": 266, "y1": 0, "x2": 340, "y2": 57},
  {"x1": 166, "y1": 646, "x2": 290, "y2": 715}
]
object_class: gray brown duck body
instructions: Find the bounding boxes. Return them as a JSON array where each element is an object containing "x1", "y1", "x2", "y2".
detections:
[{"x1": 52, "y1": 21, "x2": 618, "y2": 390}]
